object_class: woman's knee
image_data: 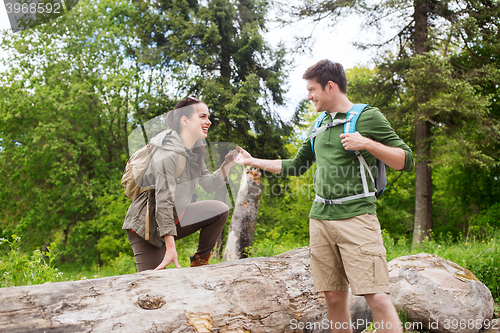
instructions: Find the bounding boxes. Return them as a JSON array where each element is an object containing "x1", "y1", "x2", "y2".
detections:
[
  {"x1": 210, "y1": 201, "x2": 229, "y2": 221},
  {"x1": 213, "y1": 200, "x2": 229, "y2": 214}
]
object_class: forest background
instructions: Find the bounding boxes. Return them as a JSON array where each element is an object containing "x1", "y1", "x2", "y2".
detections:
[{"x1": 0, "y1": 0, "x2": 499, "y2": 308}]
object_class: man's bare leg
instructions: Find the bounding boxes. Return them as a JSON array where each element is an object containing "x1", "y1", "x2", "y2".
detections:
[
  {"x1": 324, "y1": 290, "x2": 352, "y2": 333},
  {"x1": 364, "y1": 293, "x2": 402, "y2": 333}
]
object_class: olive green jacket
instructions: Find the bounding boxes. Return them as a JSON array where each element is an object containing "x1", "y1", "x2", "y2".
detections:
[{"x1": 122, "y1": 130, "x2": 227, "y2": 247}]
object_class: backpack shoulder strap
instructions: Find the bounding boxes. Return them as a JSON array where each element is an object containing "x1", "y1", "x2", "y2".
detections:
[
  {"x1": 310, "y1": 111, "x2": 327, "y2": 158},
  {"x1": 344, "y1": 104, "x2": 369, "y2": 134},
  {"x1": 344, "y1": 104, "x2": 369, "y2": 153}
]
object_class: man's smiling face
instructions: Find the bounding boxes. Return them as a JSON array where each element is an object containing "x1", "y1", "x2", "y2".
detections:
[{"x1": 306, "y1": 78, "x2": 333, "y2": 113}]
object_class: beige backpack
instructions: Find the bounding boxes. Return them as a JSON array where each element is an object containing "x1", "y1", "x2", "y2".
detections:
[
  {"x1": 121, "y1": 144, "x2": 186, "y2": 201},
  {"x1": 121, "y1": 144, "x2": 186, "y2": 240}
]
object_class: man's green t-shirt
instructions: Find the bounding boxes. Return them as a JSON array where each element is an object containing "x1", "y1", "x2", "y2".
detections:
[{"x1": 281, "y1": 106, "x2": 414, "y2": 220}]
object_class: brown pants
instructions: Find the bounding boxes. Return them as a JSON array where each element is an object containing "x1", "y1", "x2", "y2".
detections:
[{"x1": 127, "y1": 200, "x2": 229, "y2": 272}]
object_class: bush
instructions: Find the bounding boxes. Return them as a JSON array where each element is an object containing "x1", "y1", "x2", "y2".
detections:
[
  {"x1": 0, "y1": 235, "x2": 63, "y2": 287},
  {"x1": 248, "y1": 226, "x2": 308, "y2": 258},
  {"x1": 109, "y1": 252, "x2": 137, "y2": 275},
  {"x1": 473, "y1": 203, "x2": 500, "y2": 229}
]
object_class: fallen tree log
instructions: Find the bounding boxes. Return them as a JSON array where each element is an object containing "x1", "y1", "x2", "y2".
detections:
[{"x1": 0, "y1": 247, "x2": 372, "y2": 333}]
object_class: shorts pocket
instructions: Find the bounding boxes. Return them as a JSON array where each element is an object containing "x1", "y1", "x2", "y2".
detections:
[
  {"x1": 373, "y1": 255, "x2": 389, "y2": 286},
  {"x1": 359, "y1": 242, "x2": 387, "y2": 258},
  {"x1": 359, "y1": 243, "x2": 389, "y2": 286}
]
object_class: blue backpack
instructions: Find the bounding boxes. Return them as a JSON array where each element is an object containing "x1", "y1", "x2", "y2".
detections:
[{"x1": 309, "y1": 104, "x2": 387, "y2": 204}]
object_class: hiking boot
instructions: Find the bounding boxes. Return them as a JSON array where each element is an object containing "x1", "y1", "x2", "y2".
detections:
[{"x1": 190, "y1": 253, "x2": 211, "y2": 267}]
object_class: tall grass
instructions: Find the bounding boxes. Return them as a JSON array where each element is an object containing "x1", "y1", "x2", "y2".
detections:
[{"x1": 0, "y1": 235, "x2": 62, "y2": 287}]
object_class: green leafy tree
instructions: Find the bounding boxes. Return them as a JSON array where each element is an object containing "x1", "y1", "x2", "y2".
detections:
[
  {"x1": 0, "y1": 0, "x2": 180, "y2": 263},
  {"x1": 0, "y1": 0, "x2": 302, "y2": 265},
  {"x1": 129, "y1": 0, "x2": 295, "y2": 157}
]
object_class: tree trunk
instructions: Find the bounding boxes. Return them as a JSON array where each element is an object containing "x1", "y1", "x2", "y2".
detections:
[
  {"x1": 413, "y1": 0, "x2": 429, "y2": 56},
  {"x1": 224, "y1": 167, "x2": 261, "y2": 261},
  {"x1": 0, "y1": 248, "x2": 372, "y2": 333},
  {"x1": 213, "y1": 187, "x2": 228, "y2": 258},
  {"x1": 413, "y1": 117, "x2": 433, "y2": 245},
  {"x1": 213, "y1": 145, "x2": 231, "y2": 259},
  {"x1": 412, "y1": 0, "x2": 433, "y2": 245}
]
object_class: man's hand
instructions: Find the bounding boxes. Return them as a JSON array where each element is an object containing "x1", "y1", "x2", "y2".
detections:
[
  {"x1": 339, "y1": 132, "x2": 370, "y2": 151},
  {"x1": 234, "y1": 146, "x2": 253, "y2": 166},
  {"x1": 340, "y1": 132, "x2": 406, "y2": 170},
  {"x1": 234, "y1": 146, "x2": 282, "y2": 174}
]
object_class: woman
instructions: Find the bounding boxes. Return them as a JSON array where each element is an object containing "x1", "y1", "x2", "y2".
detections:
[{"x1": 123, "y1": 96, "x2": 237, "y2": 271}]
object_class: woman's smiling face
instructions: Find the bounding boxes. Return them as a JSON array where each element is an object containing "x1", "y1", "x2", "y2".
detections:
[{"x1": 187, "y1": 102, "x2": 211, "y2": 140}]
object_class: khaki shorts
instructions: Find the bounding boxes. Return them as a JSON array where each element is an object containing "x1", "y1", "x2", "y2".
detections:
[{"x1": 309, "y1": 214, "x2": 390, "y2": 295}]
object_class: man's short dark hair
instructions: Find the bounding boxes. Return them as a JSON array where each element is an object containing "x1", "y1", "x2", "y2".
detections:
[{"x1": 302, "y1": 60, "x2": 347, "y2": 94}]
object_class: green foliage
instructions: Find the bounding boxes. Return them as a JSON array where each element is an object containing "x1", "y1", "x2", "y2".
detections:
[
  {"x1": 248, "y1": 223, "x2": 308, "y2": 258},
  {"x1": 0, "y1": 236, "x2": 62, "y2": 287},
  {"x1": 55, "y1": 174, "x2": 132, "y2": 268},
  {"x1": 254, "y1": 142, "x2": 316, "y2": 251},
  {"x1": 247, "y1": 237, "x2": 307, "y2": 258},
  {"x1": 474, "y1": 204, "x2": 500, "y2": 229},
  {"x1": 255, "y1": 175, "x2": 312, "y2": 239},
  {"x1": 60, "y1": 179, "x2": 132, "y2": 267},
  {"x1": 0, "y1": 0, "x2": 155, "y2": 254},
  {"x1": 376, "y1": 169, "x2": 415, "y2": 238},
  {"x1": 109, "y1": 252, "x2": 137, "y2": 276},
  {"x1": 128, "y1": 0, "x2": 295, "y2": 161},
  {"x1": 0, "y1": 0, "x2": 296, "y2": 266},
  {"x1": 93, "y1": 185, "x2": 132, "y2": 265}
]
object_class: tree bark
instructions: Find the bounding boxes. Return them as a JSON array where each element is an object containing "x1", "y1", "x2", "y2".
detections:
[
  {"x1": 0, "y1": 248, "x2": 372, "y2": 333},
  {"x1": 213, "y1": 144, "x2": 232, "y2": 259},
  {"x1": 223, "y1": 167, "x2": 261, "y2": 261},
  {"x1": 413, "y1": 0, "x2": 429, "y2": 56},
  {"x1": 412, "y1": 0, "x2": 433, "y2": 245},
  {"x1": 413, "y1": 117, "x2": 433, "y2": 245}
]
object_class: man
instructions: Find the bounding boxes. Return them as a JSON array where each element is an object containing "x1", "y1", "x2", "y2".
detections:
[{"x1": 235, "y1": 59, "x2": 414, "y2": 333}]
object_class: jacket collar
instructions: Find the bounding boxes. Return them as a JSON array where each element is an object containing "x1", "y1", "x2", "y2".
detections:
[{"x1": 150, "y1": 129, "x2": 198, "y2": 160}]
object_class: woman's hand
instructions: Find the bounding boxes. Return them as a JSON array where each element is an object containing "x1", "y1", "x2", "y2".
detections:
[
  {"x1": 234, "y1": 146, "x2": 253, "y2": 166},
  {"x1": 224, "y1": 149, "x2": 239, "y2": 165},
  {"x1": 219, "y1": 149, "x2": 239, "y2": 180},
  {"x1": 154, "y1": 235, "x2": 181, "y2": 270}
]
